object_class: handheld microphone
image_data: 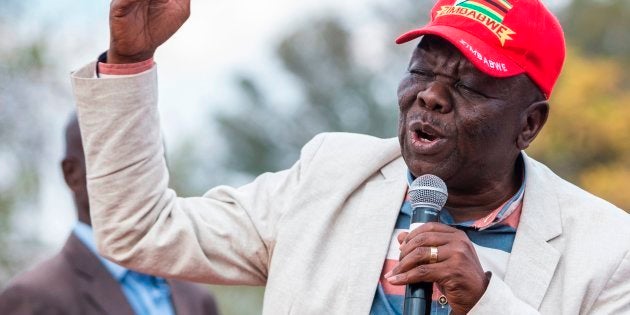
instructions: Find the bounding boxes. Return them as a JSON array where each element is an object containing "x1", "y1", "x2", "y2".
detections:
[{"x1": 403, "y1": 174, "x2": 448, "y2": 315}]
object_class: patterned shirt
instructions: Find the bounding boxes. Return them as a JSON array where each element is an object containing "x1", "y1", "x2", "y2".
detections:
[{"x1": 370, "y1": 166, "x2": 525, "y2": 315}]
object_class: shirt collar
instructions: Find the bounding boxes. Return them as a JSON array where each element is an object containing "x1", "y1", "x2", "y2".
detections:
[{"x1": 73, "y1": 221, "x2": 129, "y2": 280}]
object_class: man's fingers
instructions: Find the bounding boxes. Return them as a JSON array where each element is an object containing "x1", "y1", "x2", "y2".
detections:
[
  {"x1": 386, "y1": 261, "x2": 446, "y2": 285},
  {"x1": 399, "y1": 231, "x2": 452, "y2": 258},
  {"x1": 404, "y1": 222, "x2": 458, "y2": 244},
  {"x1": 391, "y1": 244, "x2": 450, "y2": 276},
  {"x1": 397, "y1": 231, "x2": 409, "y2": 244}
]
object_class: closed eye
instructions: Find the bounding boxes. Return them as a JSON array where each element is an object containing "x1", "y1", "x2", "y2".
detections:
[
  {"x1": 409, "y1": 69, "x2": 434, "y2": 80},
  {"x1": 455, "y1": 81, "x2": 490, "y2": 99}
]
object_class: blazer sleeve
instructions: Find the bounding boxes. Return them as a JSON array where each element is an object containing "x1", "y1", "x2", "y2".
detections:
[
  {"x1": 587, "y1": 249, "x2": 630, "y2": 314},
  {"x1": 71, "y1": 62, "x2": 326, "y2": 285},
  {"x1": 468, "y1": 273, "x2": 540, "y2": 314}
]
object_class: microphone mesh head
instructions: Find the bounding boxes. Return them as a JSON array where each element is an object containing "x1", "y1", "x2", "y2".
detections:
[{"x1": 409, "y1": 174, "x2": 448, "y2": 210}]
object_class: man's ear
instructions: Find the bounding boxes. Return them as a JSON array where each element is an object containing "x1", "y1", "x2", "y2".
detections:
[
  {"x1": 61, "y1": 158, "x2": 81, "y2": 191},
  {"x1": 517, "y1": 100, "x2": 549, "y2": 150}
]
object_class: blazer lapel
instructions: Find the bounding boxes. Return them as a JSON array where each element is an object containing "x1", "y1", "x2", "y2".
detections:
[
  {"x1": 63, "y1": 234, "x2": 136, "y2": 315},
  {"x1": 346, "y1": 157, "x2": 408, "y2": 315},
  {"x1": 503, "y1": 154, "x2": 562, "y2": 310}
]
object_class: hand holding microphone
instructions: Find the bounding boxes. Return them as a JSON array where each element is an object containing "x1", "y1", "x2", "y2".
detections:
[
  {"x1": 388, "y1": 175, "x2": 489, "y2": 315},
  {"x1": 401, "y1": 174, "x2": 447, "y2": 315}
]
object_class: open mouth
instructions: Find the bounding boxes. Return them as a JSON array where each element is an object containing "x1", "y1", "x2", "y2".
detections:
[
  {"x1": 408, "y1": 123, "x2": 447, "y2": 154},
  {"x1": 415, "y1": 129, "x2": 438, "y2": 142}
]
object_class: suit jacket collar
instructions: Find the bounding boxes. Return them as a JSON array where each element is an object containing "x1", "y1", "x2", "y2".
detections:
[
  {"x1": 503, "y1": 152, "x2": 562, "y2": 309},
  {"x1": 62, "y1": 233, "x2": 136, "y2": 315},
  {"x1": 346, "y1": 139, "x2": 408, "y2": 314},
  {"x1": 72, "y1": 222, "x2": 129, "y2": 280}
]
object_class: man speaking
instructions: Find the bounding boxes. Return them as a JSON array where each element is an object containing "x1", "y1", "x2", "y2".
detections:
[{"x1": 71, "y1": 0, "x2": 630, "y2": 314}]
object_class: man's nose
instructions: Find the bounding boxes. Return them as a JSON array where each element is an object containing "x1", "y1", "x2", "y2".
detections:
[{"x1": 416, "y1": 81, "x2": 453, "y2": 114}]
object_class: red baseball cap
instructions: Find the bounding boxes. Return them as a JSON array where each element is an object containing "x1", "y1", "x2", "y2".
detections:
[{"x1": 396, "y1": 0, "x2": 565, "y2": 98}]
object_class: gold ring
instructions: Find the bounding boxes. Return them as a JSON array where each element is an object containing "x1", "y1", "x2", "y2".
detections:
[{"x1": 429, "y1": 246, "x2": 439, "y2": 264}]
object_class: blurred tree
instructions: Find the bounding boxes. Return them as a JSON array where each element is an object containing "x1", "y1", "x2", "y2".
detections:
[
  {"x1": 215, "y1": 0, "x2": 431, "y2": 175},
  {"x1": 528, "y1": 0, "x2": 630, "y2": 211},
  {"x1": 561, "y1": 0, "x2": 630, "y2": 64},
  {"x1": 216, "y1": 17, "x2": 397, "y2": 175},
  {"x1": 0, "y1": 0, "x2": 50, "y2": 283},
  {"x1": 528, "y1": 47, "x2": 630, "y2": 210}
]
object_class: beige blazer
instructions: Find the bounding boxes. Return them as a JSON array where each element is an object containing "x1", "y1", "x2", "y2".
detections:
[{"x1": 71, "y1": 62, "x2": 630, "y2": 314}]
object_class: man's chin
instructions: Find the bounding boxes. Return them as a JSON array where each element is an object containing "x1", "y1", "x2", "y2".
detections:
[{"x1": 404, "y1": 155, "x2": 444, "y2": 178}]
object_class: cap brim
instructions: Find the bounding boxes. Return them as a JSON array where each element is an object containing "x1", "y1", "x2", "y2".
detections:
[{"x1": 396, "y1": 25, "x2": 524, "y2": 78}]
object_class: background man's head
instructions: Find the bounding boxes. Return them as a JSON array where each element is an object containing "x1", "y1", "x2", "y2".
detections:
[{"x1": 61, "y1": 114, "x2": 90, "y2": 225}]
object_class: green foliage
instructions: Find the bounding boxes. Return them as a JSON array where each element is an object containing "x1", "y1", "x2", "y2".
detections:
[
  {"x1": 207, "y1": 285, "x2": 265, "y2": 315},
  {"x1": 216, "y1": 17, "x2": 399, "y2": 175},
  {"x1": 0, "y1": 0, "x2": 48, "y2": 283},
  {"x1": 3, "y1": 41, "x2": 48, "y2": 73},
  {"x1": 561, "y1": 0, "x2": 630, "y2": 63},
  {"x1": 528, "y1": 0, "x2": 630, "y2": 211},
  {"x1": 528, "y1": 47, "x2": 630, "y2": 210}
]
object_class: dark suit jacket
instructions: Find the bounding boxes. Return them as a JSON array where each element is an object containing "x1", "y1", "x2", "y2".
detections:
[{"x1": 0, "y1": 234, "x2": 220, "y2": 315}]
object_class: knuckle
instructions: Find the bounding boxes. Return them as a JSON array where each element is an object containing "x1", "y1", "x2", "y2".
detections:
[
  {"x1": 443, "y1": 278, "x2": 461, "y2": 291},
  {"x1": 450, "y1": 244, "x2": 468, "y2": 259},
  {"x1": 398, "y1": 232, "x2": 408, "y2": 242},
  {"x1": 414, "y1": 246, "x2": 427, "y2": 257},
  {"x1": 456, "y1": 238, "x2": 470, "y2": 249},
  {"x1": 413, "y1": 234, "x2": 426, "y2": 246},
  {"x1": 415, "y1": 264, "x2": 430, "y2": 276},
  {"x1": 453, "y1": 244, "x2": 467, "y2": 256}
]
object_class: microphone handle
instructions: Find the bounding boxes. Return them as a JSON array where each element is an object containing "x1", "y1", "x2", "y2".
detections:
[
  {"x1": 404, "y1": 282, "x2": 432, "y2": 315},
  {"x1": 402, "y1": 206, "x2": 439, "y2": 315}
]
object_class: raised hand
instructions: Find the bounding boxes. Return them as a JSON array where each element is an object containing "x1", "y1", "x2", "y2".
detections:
[{"x1": 108, "y1": 0, "x2": 191, "y2": 64}]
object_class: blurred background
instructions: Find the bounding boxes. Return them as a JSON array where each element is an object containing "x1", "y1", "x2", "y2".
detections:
[{"x1": 0, "y1": 0, "x2": 628, "y2": 313}]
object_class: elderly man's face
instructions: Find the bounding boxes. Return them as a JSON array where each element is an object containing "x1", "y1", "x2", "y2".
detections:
[{"x1": 397, "y1": 36, "x2": 537, "y2": 192}]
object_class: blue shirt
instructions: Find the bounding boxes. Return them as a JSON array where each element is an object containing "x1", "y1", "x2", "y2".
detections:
[{"x1": 73, "y1": 222, "x2": 175, "y2": 315}]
